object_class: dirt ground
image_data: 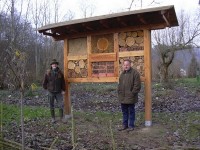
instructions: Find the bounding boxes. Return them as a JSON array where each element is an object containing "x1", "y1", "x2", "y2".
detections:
[{"x1": 1, "y1": 81, "x2": 200, "y2": 149}]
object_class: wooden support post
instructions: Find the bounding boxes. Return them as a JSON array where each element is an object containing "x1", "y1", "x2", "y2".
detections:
[
  {"x1": 143, "y1": 29, "x2": 152, "y2": 126},
  {"x1": 64, "y1": 39, "x2": 71, "y2": 118},
  {"x1": 87, "y1": 36, "x2": 92, "y2": 77},
  {"x1": 114, "y1": 33, "x2": 119, "y2": 77}
]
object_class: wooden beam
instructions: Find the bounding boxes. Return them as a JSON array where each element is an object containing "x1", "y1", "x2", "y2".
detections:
[
  {"x1": 119, "y1": 50, "x2": 144, "y2": 57},
  {"x1": 99, "y1": 20, "x2": 110, "y2": 28},
  {"x1": 63, "y1": 39, "x2": 71, "y2": 116},
  {"x1": 137, "y1": 14, "x2": 147, "y2": 24},
  {"x1": 53, "y1": 23, "x2": 166, "y2": 40},
  {"x1": 143, "y1": 29, "x2": 152, "y2": 127},
  {"x1": 82, "y1": 23, "x2": 94, "y2": 30},
  {"x1": 67, "y1": 55, "x2": 87, "y2": 60},
  {"x1": 43, "y1": 31, "x2": 54, "y2": 36},
  {"x1": 161, "y1": 10, "x2": 170, "y2": 27},
  {"x1": 117, "y1": 17, "x2": 127, "y2": 26},
  {"x1": 67, "y1": 76, "x2": 145, "y2": 83},
  {"x1": 89, "y1": 53, "x2": 117, "y2": 62},
  {"x1": 87, "y1": 36, "x2": 92, "y2": 77},
  {"x1": 114, "y1": 33, "x2": 119, "y2": 77},
  {"x1": 67, "y1": 77, "x2": 118, "y2": 82}
]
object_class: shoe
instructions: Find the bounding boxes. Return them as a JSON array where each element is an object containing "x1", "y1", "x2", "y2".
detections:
[
  {"x1": 118, "y1": 126, "x2": 128, "y2": 131},
  {"x1": 127, "y1": 127, "x2": 134, "y2": 131},
  {"x1": 61, "y1": 118, "x2": 67, "y2": 123},
  {"x1": 51, "y1": 118, "x2": 56, "y2": 123}
]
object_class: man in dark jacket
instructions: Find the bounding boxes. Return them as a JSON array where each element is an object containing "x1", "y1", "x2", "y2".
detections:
[
  {"x1": 118, "y1": 59, "x2": 141, "y2": 131},
  {"x1": 43, "y1": 59, "x2": 66, "y2": 123}
]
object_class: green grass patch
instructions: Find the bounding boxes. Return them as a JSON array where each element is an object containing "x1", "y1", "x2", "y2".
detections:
[
  {"x1": 153, "y1": 111, "x2": 200, "y2": 141},
  {"x1": 175, "y1": 78, "x2": 200, "y2": 88},
  {"x1": 152, "y1": 78, "x2": 200, "y2": 90},
  {"x1": 71, "y1": 83, "x2": 117, "y2": 94},
  {"x1": 0, "y1": 103, "x2": 50, "y2": 125}
]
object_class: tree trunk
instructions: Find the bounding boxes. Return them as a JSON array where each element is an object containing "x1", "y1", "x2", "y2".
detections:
[{"x1": 159, "y1": 64, "x2": 169, "y2": 83}]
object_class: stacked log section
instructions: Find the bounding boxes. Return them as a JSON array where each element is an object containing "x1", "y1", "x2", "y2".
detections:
[
  {"x1": 91, "y1": 34, "x2": 114, "y2": 53},
  {"x1": 68, "y1": 60, "x2": 87, "y2": 78},
  {"x1": 119, "y1": 56, "x2": 144, "y2": 76},
  {"x1": 119, "y1": 30, "x2": 144, "y2": 52}
]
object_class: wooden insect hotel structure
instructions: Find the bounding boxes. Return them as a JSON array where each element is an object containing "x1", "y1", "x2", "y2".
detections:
[{"x1": 38, "y1": 5, "x2": 178, "y2": 126}]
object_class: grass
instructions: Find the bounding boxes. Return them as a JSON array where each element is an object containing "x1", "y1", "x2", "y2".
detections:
[
  {"x1": 0, "y1": 103, "x2": 50, "y2": 125},
  {"x1": 1, "y1": 103, "x2": 199, "y2": 149},
  {"x1": 152, "y1": 78, "x2": 200, "y2": 89},
  {"x1": 153, "y1": 111, "x2": 200, "y2": 141},
  {"x1": 71, "y1": 82, "x2": 117, "y2": 94},
  {"x1": 174, "y1": 78, "x2": 200, "y2": 88},
  {"x1": 0, "y1": 78, "x2": 199, "y2": 149}
]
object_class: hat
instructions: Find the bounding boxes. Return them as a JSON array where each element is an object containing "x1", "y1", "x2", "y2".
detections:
[{"x1": 50, "y1": 59, "x2": 59, "y2": 65}]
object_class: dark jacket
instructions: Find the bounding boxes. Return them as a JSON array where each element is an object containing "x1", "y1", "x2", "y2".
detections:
[
  {"x1": 43, "y1": 67, "x2": 65, "y2": 93},
  {"x1": 118, "y1": 67, "x2": 141, "y2": 104}
]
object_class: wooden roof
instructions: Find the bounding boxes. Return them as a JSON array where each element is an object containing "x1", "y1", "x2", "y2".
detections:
[{"x1": 38, "y1": 5, "x2": 178, "y2": 40}]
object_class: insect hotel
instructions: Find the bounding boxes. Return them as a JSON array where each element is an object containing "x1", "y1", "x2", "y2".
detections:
[{"x1": 38, "y1": 5, "x2": 178, "y2": 126}]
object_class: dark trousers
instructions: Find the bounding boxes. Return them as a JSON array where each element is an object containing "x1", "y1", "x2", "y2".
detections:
[
  {"x1": 48, "y1": 92, "x2": 64, "y2": 110},
  {"x1": 48, "y1": 92, "x2": 64, "y2": 119},
  {"x1": 121, "y1": 103, "x2": 135, "y2": 128}
]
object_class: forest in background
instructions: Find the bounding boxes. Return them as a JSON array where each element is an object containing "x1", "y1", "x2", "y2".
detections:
[
  {"x1": 0, "y1": 1, "x2": 200, "y2": 149},
  {"x1": 0, "y1": 0, "x2": 200, "y2": 90}
]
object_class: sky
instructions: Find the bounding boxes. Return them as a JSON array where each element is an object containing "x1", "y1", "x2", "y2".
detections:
[
  {"x1": 59, "y1": 0, "x2": 200, "y2": 20},
  {"x1": 0, "y1": 0, "x2": 199, "y2": 23}
]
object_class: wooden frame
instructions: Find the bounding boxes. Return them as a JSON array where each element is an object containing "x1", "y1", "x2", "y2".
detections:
[
  {"x1": 63, "y1": 30, "x2": 152, "y2": 126},
  {"x1": 38, "y1": 6, "x2": 178, "y2": 126}
]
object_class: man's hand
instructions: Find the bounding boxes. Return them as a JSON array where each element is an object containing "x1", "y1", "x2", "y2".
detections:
[{"x1": 61, "y1": 91, "x2": 65, "y2": 95}]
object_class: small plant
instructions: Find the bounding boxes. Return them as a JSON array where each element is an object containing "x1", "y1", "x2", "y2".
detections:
[
  {"x1": 109, "y1": 120, "x2": 116, "y2": 150},
  {"x1": 49, "y1": 136, "x2": 58, "y2": 150},
  {"x1": 71, "y1": 107, "x2": 77, "y2": 149}
]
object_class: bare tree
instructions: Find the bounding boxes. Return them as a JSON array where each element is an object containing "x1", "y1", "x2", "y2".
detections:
[
  {"x1": 127, "y1": 0, "x2": 160, "y2": 10},
  {"x1": 188, "y1": 54, "x2": 198, "y2": 77},
  {"x1": 152, "y1": 10, "x2": 200, "y2": 83},
  {"x1": 78, "y1": 0, "x2": 96, "y2": 18},
  {"x1": 61, "y1": 10, "x2": 75, "y2": 21}
]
